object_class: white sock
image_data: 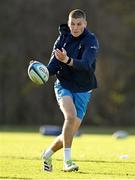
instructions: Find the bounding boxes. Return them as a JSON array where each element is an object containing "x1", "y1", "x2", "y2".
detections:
[
  {"x1": 64, "y1": 148, "x2": 71, "y2": 164},
  {"x1": 43, "y1": 149, "x2": 54, "y2": 158}
]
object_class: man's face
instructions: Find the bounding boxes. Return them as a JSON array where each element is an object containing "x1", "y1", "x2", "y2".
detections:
[{"x1": 68, "y1": 17, "x2": 87, "y2": 37}]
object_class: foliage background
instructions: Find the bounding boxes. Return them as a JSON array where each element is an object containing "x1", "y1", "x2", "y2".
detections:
[{"x1": 0, "y1": 0, "x2": 135, "y2": 126}]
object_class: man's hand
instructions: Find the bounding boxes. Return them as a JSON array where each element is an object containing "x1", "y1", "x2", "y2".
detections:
[{"x1": 55, "y1": 48, "x2": 69, "y2": 63}]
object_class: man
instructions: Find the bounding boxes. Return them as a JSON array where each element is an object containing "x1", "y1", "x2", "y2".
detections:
[{"x1": 42, "y1": 9, "x2": 99, "y2": 172}]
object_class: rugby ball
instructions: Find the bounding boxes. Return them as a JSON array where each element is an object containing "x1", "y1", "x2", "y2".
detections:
[{"x1": 28, "y1": 61, "x2": 49, "y2": 85}]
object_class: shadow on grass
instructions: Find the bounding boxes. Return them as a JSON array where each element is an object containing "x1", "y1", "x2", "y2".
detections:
[
  {"x1": 1, "y1": 156, "x2": 135, "y2": 164},
  {"x1": 77, "y1": 171, "x2": 135, "y2": 178},
  {"x1": 0, "y1": 176, "x2": 32, "y2": 179},
  {"x1": 1, "y1": 156, "x2": 135, "y2": 179}
]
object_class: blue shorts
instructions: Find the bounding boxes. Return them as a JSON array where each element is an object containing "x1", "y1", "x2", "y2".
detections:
[{"x1": 54, "y1": 82, "x2": 92, "y2": 121}]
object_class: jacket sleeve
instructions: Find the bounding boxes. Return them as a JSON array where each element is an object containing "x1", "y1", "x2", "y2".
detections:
[
  {"x1": 47, "y1": 36, "x2": 61, "y2": 76},
  {"x1": 73, "y1": 35, "x2": 99, "y2": 71}
]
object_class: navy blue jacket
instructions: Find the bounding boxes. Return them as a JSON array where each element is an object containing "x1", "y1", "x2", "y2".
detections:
[{"x1": 47, "y1": 24, "x2": 99, "y2": 92}]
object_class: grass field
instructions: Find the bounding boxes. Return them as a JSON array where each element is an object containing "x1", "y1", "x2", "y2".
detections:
[{"x1": 0, "y1": 126, "x2": 135, "y2": 180}]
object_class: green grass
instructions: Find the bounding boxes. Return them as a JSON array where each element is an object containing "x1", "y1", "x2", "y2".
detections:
[{"x1": 0, "y1": 126, "x2": 135, "y2": 179}]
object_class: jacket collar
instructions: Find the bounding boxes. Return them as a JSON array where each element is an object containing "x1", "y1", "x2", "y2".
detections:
[
  {"x1": 59, "y1": 24, "x2": 70, "y2": 35},
  {"x1": 59, "y1": 24, "x2": 88, "y2": 39}
]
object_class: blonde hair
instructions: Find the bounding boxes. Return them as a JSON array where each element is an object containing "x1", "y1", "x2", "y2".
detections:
[{"x1": 69, "y1": 9, "x2": 86, "y2": 20}]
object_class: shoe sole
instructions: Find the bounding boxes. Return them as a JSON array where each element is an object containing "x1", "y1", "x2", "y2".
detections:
[
  {"x1": 63, "y1": 166, "x2": 79, "y2": 172},
  {"x1": 44, "y1": 168, "x2": 52, "y2": 172},
  {"x1": 43, "y1": 167, "x2": 53, "y2": 172}
]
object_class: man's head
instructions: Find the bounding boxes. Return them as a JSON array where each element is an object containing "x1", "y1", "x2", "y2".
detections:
[{"x1": 68, "y1": 9, "x2": 87, "y2": 37}]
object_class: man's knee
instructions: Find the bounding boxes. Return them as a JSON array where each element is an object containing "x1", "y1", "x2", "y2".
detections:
[{"x1": 66, "y1": 112, "x2": 77, "y2": 123}]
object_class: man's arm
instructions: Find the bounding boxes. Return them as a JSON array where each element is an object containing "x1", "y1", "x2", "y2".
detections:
[
  {"x1": 55, "y1": 36, "x2": 99, "y2": 71},
  {"x1": 47, "y1": 36, "x2": 62, "y2": 76}
]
